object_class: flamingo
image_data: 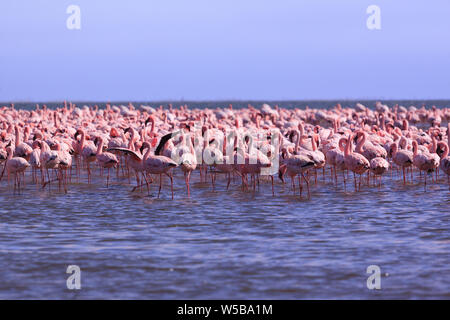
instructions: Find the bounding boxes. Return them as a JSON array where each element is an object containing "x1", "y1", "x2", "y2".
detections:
[
  {"x1": 210, "y1": 127, "x2": 233, "y2": 190},
  {"x1": 39, "y1": 140, "x2": 60, "y2": 188},
  {"x1": 280, "y1": 147, "x2": 315, "y2": 198},
  {"x1": 13, "y1": 126, "x2": 32, "y2": 160},
  {"x1": 437, "y1": 141, "x2": 450, "y2": 190},
  {"x1": 74, "y1": 129, "x2": 97, "y2": 183},
  {"x1": 108, "y1": 132, "x2": 179, "y2": 198},
  {"x1": 341, "y1": 134, "x2": 370, "y2": 191},
  {"x1": 5, "y1": 146, "x2": 30, "y2": 192},
  {"x1": 391, "y1": 142, "x2": 413, "y2": 184},
  {"x1": 412, "y1": 140, "x2": 439, "y2": 190},
  {"x1": 141, "y1": 141, "x2": 178, "y2": 197},
  {"x1": 177, "y1": 133, "x2": 197, "y2": 197},
  {"x1": 95, "y1": 136, "x2": 119, "y2": 187},
  {"x1": 369, "y1": 157, "x2": 389, "y2": 187},
  {"x1": 30, "y1": 141, "x2": 41, "y2": 183}
]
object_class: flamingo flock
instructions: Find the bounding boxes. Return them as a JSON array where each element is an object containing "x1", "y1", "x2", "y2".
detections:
[{"x1": 0, "y1": 101, "x2": 449, "y2": 197}]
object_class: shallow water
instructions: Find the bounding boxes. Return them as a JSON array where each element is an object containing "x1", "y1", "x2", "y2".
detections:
[{"x1": 0, "y1": 166, "x2": 449, "y2": 299}]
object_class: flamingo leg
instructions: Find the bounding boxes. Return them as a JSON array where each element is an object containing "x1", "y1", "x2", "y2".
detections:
[
  {"x1": 334, "y1": 165, "x2": 337, "y2": 185},
  {"x1": 424, "y1": 172, "x2": 427, "y2": 191},
  {"x1": 301, "y1": 172, "x2": 310, "y2": 199},
  {"x1": 158, "y1": 174, "x2": 162, "y2": 198},
  {"x1": 298, "y1": 175, "x2": 302, "y2": 198},
  {"x1": 185, "y1": 171, "x2": 191, "y2": 197},
  {"x1": 167, "y1": 172, "x2": 174, "y2": 199},
  {"x1": 291, "y1": 176, "x2": 295, "y2": 194},
  {"x1": 141, "y1": 173, "x2": 150, "y2": 195},
  {"x1": 270, "y1": 175, "x2": 274, "y2": 196}
]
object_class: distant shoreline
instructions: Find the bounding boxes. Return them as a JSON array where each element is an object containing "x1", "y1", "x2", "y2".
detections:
[
  {"x1": 2, "y1": 99, "x2": 450, "y2": 104},
  {"x1": 2, "y1": 99, "x2": 449, "y2": 110}
]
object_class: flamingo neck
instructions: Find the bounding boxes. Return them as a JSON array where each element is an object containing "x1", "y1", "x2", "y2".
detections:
[
  {"x1": 189, "y1": 135, "x2": 194, "y2": 154},
  {"x1": 24, "y1": 129, "x2": 30, "y2": 142},
  {"x1": 246, "y1": 135, "x2": 253, "y2": 154},
  {"x1": 203, "y1": 129, "x2": 208, "y2": 149},
  {"x1": 255, "y1": 114, "x2": 261, "y2": 129},
  {"x1": 448, "y1": 124, "x2": 450, "y2": 146},
  {"x1": 222, "y1": 132, "x2": 227, "y2": 154},
  {"x1": 143, "y1": 145, "x2": 152, "y2": 161},
  {"x1": 356, "y1": 132, "x2": 365, "y2": 153},
  {"x1": 151, "y1": 119, "x2": 155, "y2": 135},
  {"x1": 15, "y1": 128, "x2": 20, "y2": 147},
  {"x1": 96, "y1": 139, "x2": 103, "y2": 155},
  {"x1": 298, "y1": 123, "x2": 304, "y2": 137},
  {"x1": 380, "y1": 115, "x2": 386, "y2": 131},
  {"x1": 431, "y1": 136, "x2": 437, "y2": 153},
  {"x1": 295, "y1": 130, "x2": 301, "y2": 153},
  {"x1": 345, "y1": 136, "x2": 352, "y2": 156},
  {"x1": 79, "y1": 131, "x2": 85, "y2": 148},
  {"x1": 311, "y1": 135, "x2": 317, "y2": 151},
  {"x1": 233, "y1": 130, "x2": 239, "y2": 150},
  {"x1": 438, "y1": 142, "x2": 449, "y2": 159}
]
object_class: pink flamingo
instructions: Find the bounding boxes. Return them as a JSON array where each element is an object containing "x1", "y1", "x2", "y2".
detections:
[
  {"x1": 369, "y1": 157, "x2": 389, "y2": 187},
  {"x1": 391, "y1": 142, "x2": 413, "y2": 184},
  {"x1": 108, "y1": 132, "x2": 178, "y2": 198},
  {"x1": 29, "y1": 141, "x2": 41, "y2": 183},
  {"x1": 95, "y1": 136, "x2": 119, "y2": 187},
  {"x1": 437, "y1": 141, "x2": 450, "y2": 189},
  {"x1": 141, "y1": 141, "x2": 178, "y2": 197},
  {"x1": 178, "y1": 133, "x2": 197, "y2": 197},
  {"x1": 13, "y1": 126, "x2": 32, "y2": 160},
  {"x1": 342, "y1": 134, "x2": 370, "y2": 191},
  {"x1": 211, "y1": 127, "x2": 234, "y2": 190},
  {"x1": 39, "y1": 140, "x2": 60, "y2": 188},
  {"x1": 5, "y1": 146, "x2": 30, "y2": 193},
  {"x1": 74, "y1": 129, "x2": 97, "y2": 183},
  {"x1": 280, "y1": 147, "x2": 315, "y2": 198},
  {"x1": 412, "y1": 140, "x2": 438, "y2": 190}
]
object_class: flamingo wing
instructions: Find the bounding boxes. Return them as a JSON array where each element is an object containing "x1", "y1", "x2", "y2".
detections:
[{"x1": 107, "y1": 147, "x2": 142, "y2": 161}]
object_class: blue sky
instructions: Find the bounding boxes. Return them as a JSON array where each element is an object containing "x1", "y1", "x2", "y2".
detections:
[{"x1": 0, "y1": 0, "x2": 449, "y2": 101}]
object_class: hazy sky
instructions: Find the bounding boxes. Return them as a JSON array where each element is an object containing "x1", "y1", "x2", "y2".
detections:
[{"x1": 1, "y1": 0, "x2": 449, "y2": 101}]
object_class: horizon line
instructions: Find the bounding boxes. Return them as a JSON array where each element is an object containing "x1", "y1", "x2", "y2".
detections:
[{"x1": 2, "y1": 98, "x2": 450, "y2": 104}]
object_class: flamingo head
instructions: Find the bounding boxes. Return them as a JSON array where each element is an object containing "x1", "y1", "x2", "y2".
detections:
[{"x1": 140, "y1": 141, "x2": 151, "y2": 154}]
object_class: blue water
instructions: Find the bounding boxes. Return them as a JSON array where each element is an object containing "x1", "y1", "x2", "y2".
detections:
[{"x1": 0, "y1": 101, "x2": 449, "y2": 299}]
